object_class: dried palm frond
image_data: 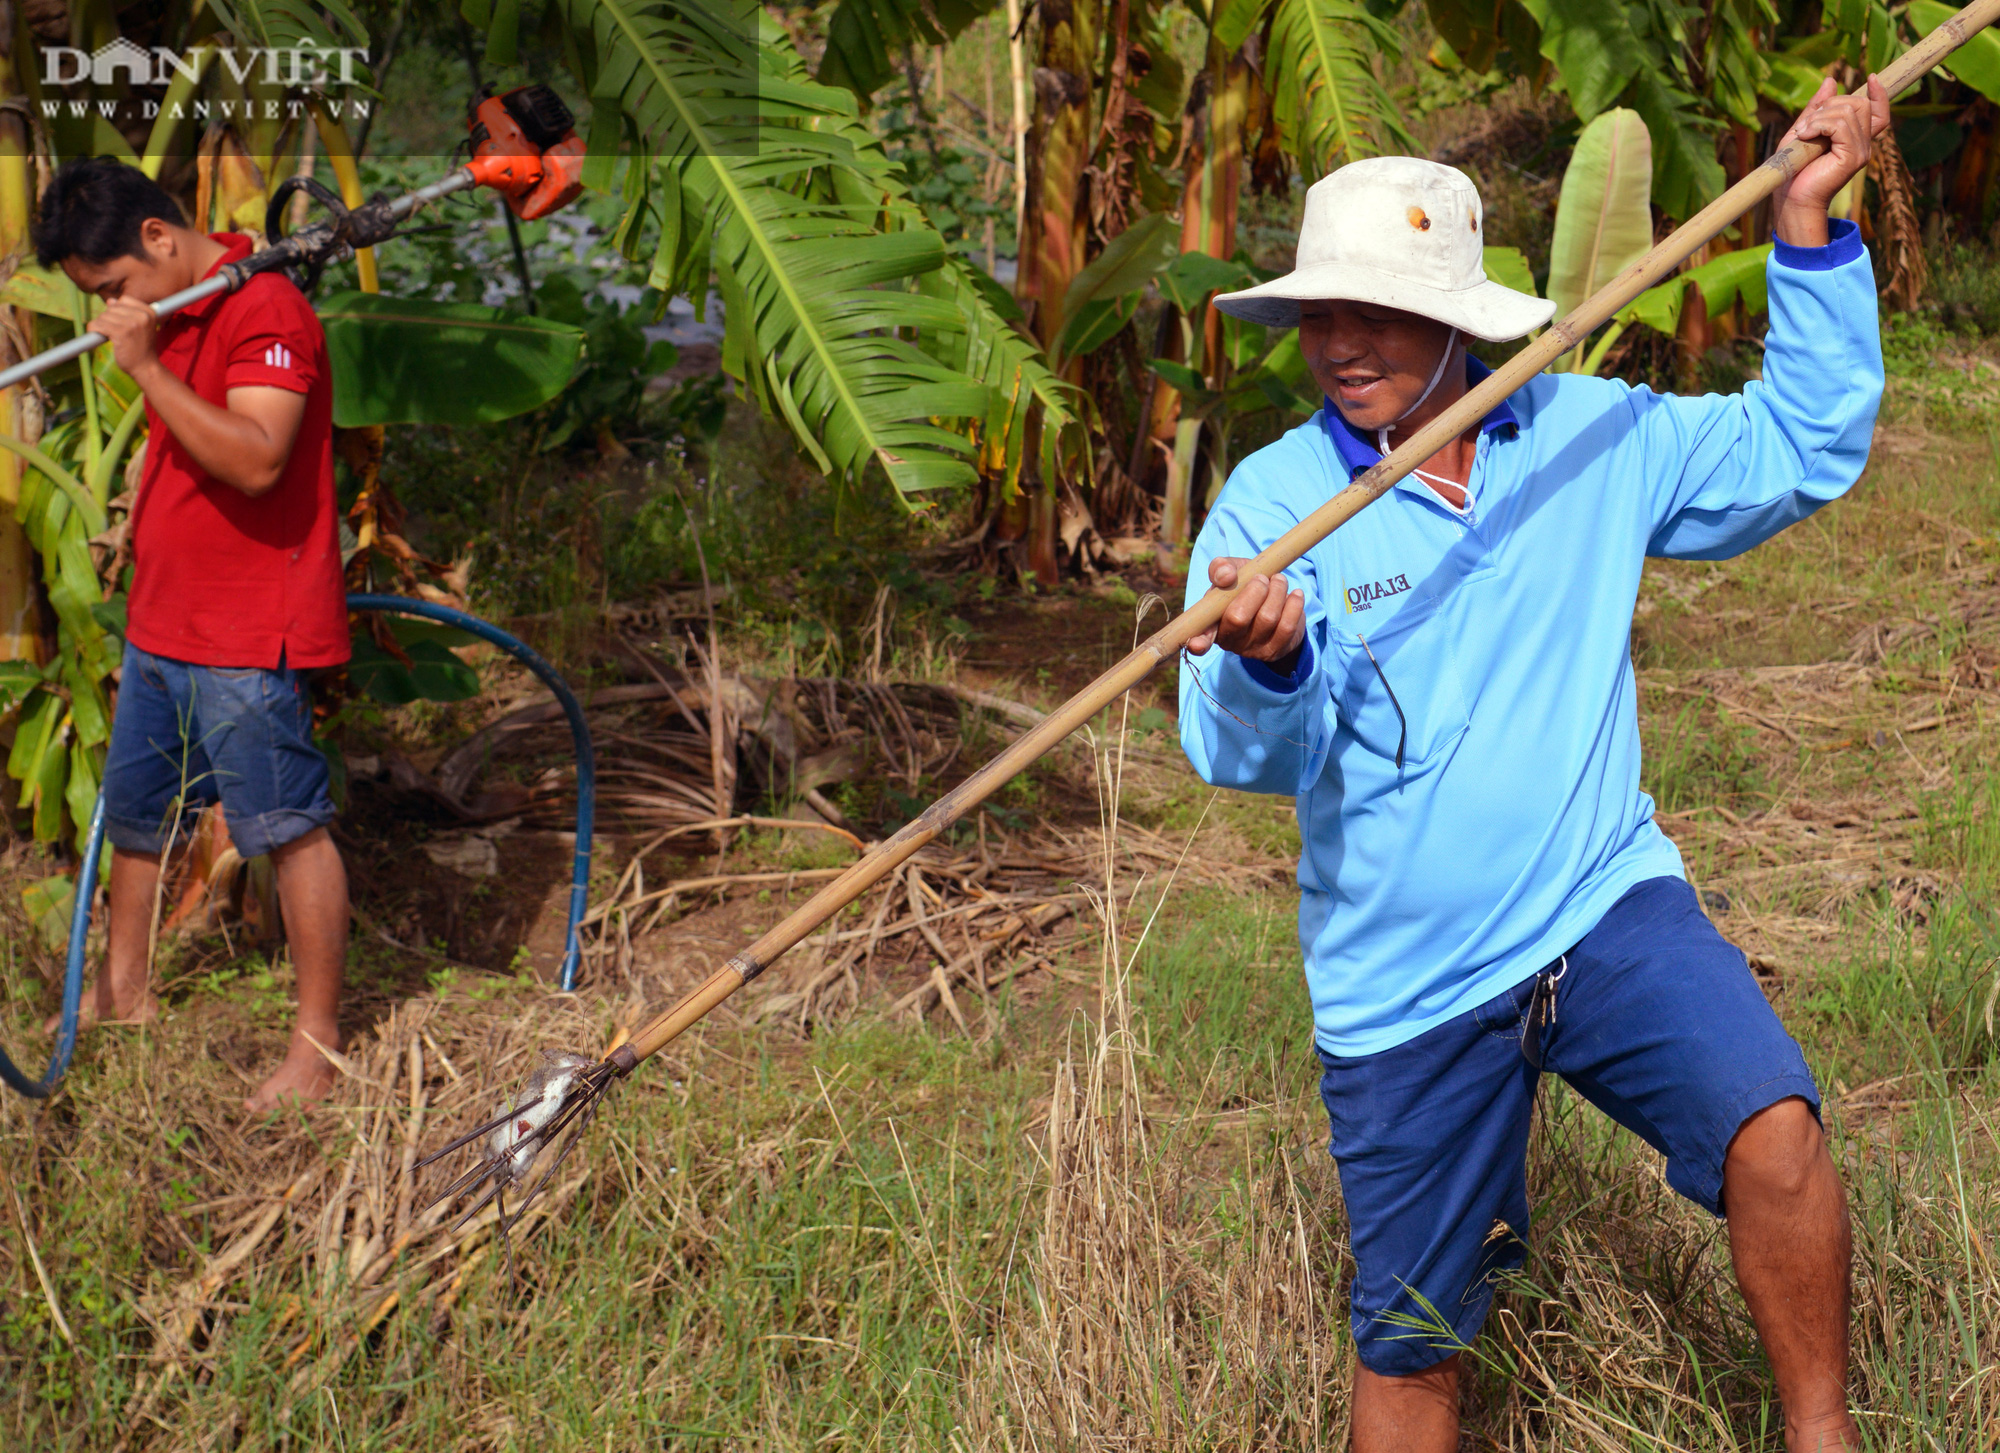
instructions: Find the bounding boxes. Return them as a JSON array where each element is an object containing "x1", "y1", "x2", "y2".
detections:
[{"x1": 1870, "y1": 121, "x2": 1928, "y2": 312}]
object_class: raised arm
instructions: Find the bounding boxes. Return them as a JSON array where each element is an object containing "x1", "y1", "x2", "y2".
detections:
[{"x1": 1643, "y1": 76, "x2": 1889, "y2": 560}]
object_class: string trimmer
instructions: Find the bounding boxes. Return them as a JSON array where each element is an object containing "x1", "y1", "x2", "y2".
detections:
[
  {"x1": 0, "y1": 85, "x2": 585, "y2": 393},
  {"x1": 419, "y1": 1, "x2": 2000, "y2": 1228}
]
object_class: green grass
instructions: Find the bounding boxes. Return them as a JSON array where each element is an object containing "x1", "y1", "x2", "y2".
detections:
[
  {"x1": 1797, "y1": 777, "x2": 2000, "y2": 1088},
  {"x1": 1642, "y1": 696, "x2": 1770, "y2": 815},
  {"x1": 1131, "y1": 891, "x2": 1304, "y2": 1098}
]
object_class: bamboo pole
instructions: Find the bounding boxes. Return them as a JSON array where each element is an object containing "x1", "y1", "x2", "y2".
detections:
[{"x1": 607, "y1": 0, "x2": 2000, "y2": 1073}]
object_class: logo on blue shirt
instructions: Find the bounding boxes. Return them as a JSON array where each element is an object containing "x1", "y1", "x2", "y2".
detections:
[{"x1": 1344, "y1": 573, "x2": 1411, "y2": 612}]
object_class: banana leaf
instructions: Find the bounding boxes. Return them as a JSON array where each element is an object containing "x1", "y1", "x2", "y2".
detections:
[
  {"x1": 1481, "y1": 245, "x2": 1539, "y2": 299},
  {"x1": 1214, "y1": 0, "x2": 1279, "y2": 51},
  {"x1": 1908, "y1": 1, "x2": 2000, "y2": 104},
  {"x1": 348, "y1": 634, "x2": 483, "y2": 706},
  {"x1": 1758, "y1": 50, "x2": 1828, "y2": 110},
  {"x1": 1617, "y1": 244, "x2": 1773, "y2": 337},
  {"x1": 22, "y1": 872, "x2": 74, "y2": 950},
  {"x1": 0, "y1": 264, "x2": 96, "y2": 321},
  {"x1": 1546, "y1": 107, "x2": 1652, "y2": 368},
  {"x1": 917, "y1": 254, "x2": 1085, "y2": 497},
  {"x1": 817, "y1": 0, "x2": 995, "y2": 98},
  {"x1": 205, "y1": 0, "x2": 373, "y2": 83},
  {"x1": 1055, "y1": 213, "x2": 1182, "y2": 359},
  {"x1": 1267, "y1": 0, "x2": 1413, "y2": 176},
  {"x1": 10, "y1": 688, "x2": 66, "y2": 842},
  {"x1": 318, "y1": 292, "x2": 586, "y2": 428},
  {"x1": 1159, "y1": 252, "x2": 1257, "y2": 315},
  {"x1": 550, "y1": 0, "x2": 992, "y2": 499}
]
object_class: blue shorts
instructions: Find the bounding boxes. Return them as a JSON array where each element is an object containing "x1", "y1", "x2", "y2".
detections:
[
  {"x1": 1316, "y1": 875, "x2": 1820, "y2": 1377},
  {"x1": 103, "y1": 641, "x2": 336, "y2": 859}
]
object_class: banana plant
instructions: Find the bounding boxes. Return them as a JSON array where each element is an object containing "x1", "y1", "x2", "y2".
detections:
[
  {"x1": 523, "y1": 0, "x2": 1417, "y2": 550},
  {"x1": 0, "y1": 33, "x2": 41, "y2": 667},
  {"x1": 1049, "y1": 212, "x2": 1182, "y2": 370},
  {"x1": 1422, "y1": 0, "x2": 1889, "y2": 224},
  {"x1": 503, "y1": 0, "x2": 1921, "y2": 564},
  {"x1": 0, "y1": 270, "x2": 139, "y2": 852},
  {"x1": 1140, "y1": 0, "x2": 1408, "y2": 543},
  {"x1": 1149, "y1": 250, "x2": 1313, "y2": 542},
  {"x1": 914, "y1": 254, "x2": 1087, "y2": 502}
]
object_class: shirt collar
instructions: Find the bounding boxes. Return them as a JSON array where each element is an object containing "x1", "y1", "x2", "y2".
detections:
[
  {"x1": 1318, "y1": 353, "x2": 1520, "y2": 479},
  {"x1": 163, "y1": 233, "x2": 255, "y2": 324}
]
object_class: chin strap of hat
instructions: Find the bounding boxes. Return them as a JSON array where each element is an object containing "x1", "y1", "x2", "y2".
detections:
[{"x1": 1376, "y1": 327, "x2": 1459, "y2": 458}]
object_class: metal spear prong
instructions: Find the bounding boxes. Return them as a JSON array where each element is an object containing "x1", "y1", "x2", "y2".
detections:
[
  {"x1": 413, "y1": 1102, "x2": 525, "y2": 1173},
  {"x1": 414, "y1": 1053, "x2": 622, "y2": 1235}
]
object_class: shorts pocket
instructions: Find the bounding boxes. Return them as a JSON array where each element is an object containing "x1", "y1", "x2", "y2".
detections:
[
  {"x1": 1472, "y1": 978, "x2": 1534, "y2": 1038},
  {"x1": 1328, "y1": 595, "x2": 1469, "y2": 767}
]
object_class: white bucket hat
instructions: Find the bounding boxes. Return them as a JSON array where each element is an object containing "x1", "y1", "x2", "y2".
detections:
[{"x1": 1213, "y1": 157, "x2": 1555, "y2": 342}]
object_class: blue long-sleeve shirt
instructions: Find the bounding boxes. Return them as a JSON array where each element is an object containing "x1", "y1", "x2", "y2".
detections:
[{"x1": 1180, "y1": 220, "x2": 1882, "y2": 1057}]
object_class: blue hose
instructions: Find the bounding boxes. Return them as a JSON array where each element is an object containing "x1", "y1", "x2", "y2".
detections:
[
  {"x1": 0, "y1": 595, "x2": 595, "y2": 1099},
  {"x1": 0, "y1": 797, "x2": 104, "y2": 1098},
  {"x1": 346, "y1": 596, "x2": 595, "y2": 993}
]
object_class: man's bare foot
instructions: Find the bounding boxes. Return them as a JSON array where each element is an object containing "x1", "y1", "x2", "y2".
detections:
[
  {"x1": 43, "y1": 989, "x2": 158, "y2": 1037},
  {"x1": 245, "y1": 1035, "x2": 340, "y2": 1114}
]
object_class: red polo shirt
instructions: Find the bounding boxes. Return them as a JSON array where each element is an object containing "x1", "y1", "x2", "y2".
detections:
[{"x1": 125, "y1": 234, "x2": 348, "y2": 669}]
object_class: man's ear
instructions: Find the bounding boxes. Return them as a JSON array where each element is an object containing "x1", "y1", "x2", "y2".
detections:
[{"x1": 138, "y1": 217, "x2": 178, "y2": 263}]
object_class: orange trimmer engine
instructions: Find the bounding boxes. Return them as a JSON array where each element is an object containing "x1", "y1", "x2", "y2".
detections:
[{"x1": 466, "y1": 85, "x2": 586, "y2": 221}]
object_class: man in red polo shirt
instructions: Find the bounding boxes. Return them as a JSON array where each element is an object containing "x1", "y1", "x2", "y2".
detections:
[{"x1": 33, "y1": 158, "x2": 349, "y2": 1112}]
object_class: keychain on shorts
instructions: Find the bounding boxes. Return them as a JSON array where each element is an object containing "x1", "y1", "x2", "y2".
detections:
[{"x1": 1522, "y1": 954, "x2": 1569, "y2": 1069}]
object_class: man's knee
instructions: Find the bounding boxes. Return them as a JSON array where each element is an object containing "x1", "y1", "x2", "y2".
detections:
[
  {"x1": 1356, "y1": 1350, "x2": 1459, "y2": 1392},
  {"x1": 1725, "y1": 1096, "x2": 1829, "y2": 1203},
  {"x1": 270, "y1": 823, "x2": 335, "y2": 863}
]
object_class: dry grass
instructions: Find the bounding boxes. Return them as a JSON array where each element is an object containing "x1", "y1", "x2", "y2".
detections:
[
  {"x1": 0, "y1": 985, "x2": 629, "y2": 1448},
  {"x1": 962, "y1": 731, "x2": 1353, "y2": 1450}
]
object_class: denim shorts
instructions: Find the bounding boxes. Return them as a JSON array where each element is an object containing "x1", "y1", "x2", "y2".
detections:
[
  {"x1": 102, "y1": 641, "x2": 336, "y2": 859},
  {"x1": 1316, "y1": 875, "x2": 1820, "y2": 1377}
]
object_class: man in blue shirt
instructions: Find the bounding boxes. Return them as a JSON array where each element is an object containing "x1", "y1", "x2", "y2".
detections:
[{"x1": 1181, "y1": 78, "x2": 1887, "y2": 1452}]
